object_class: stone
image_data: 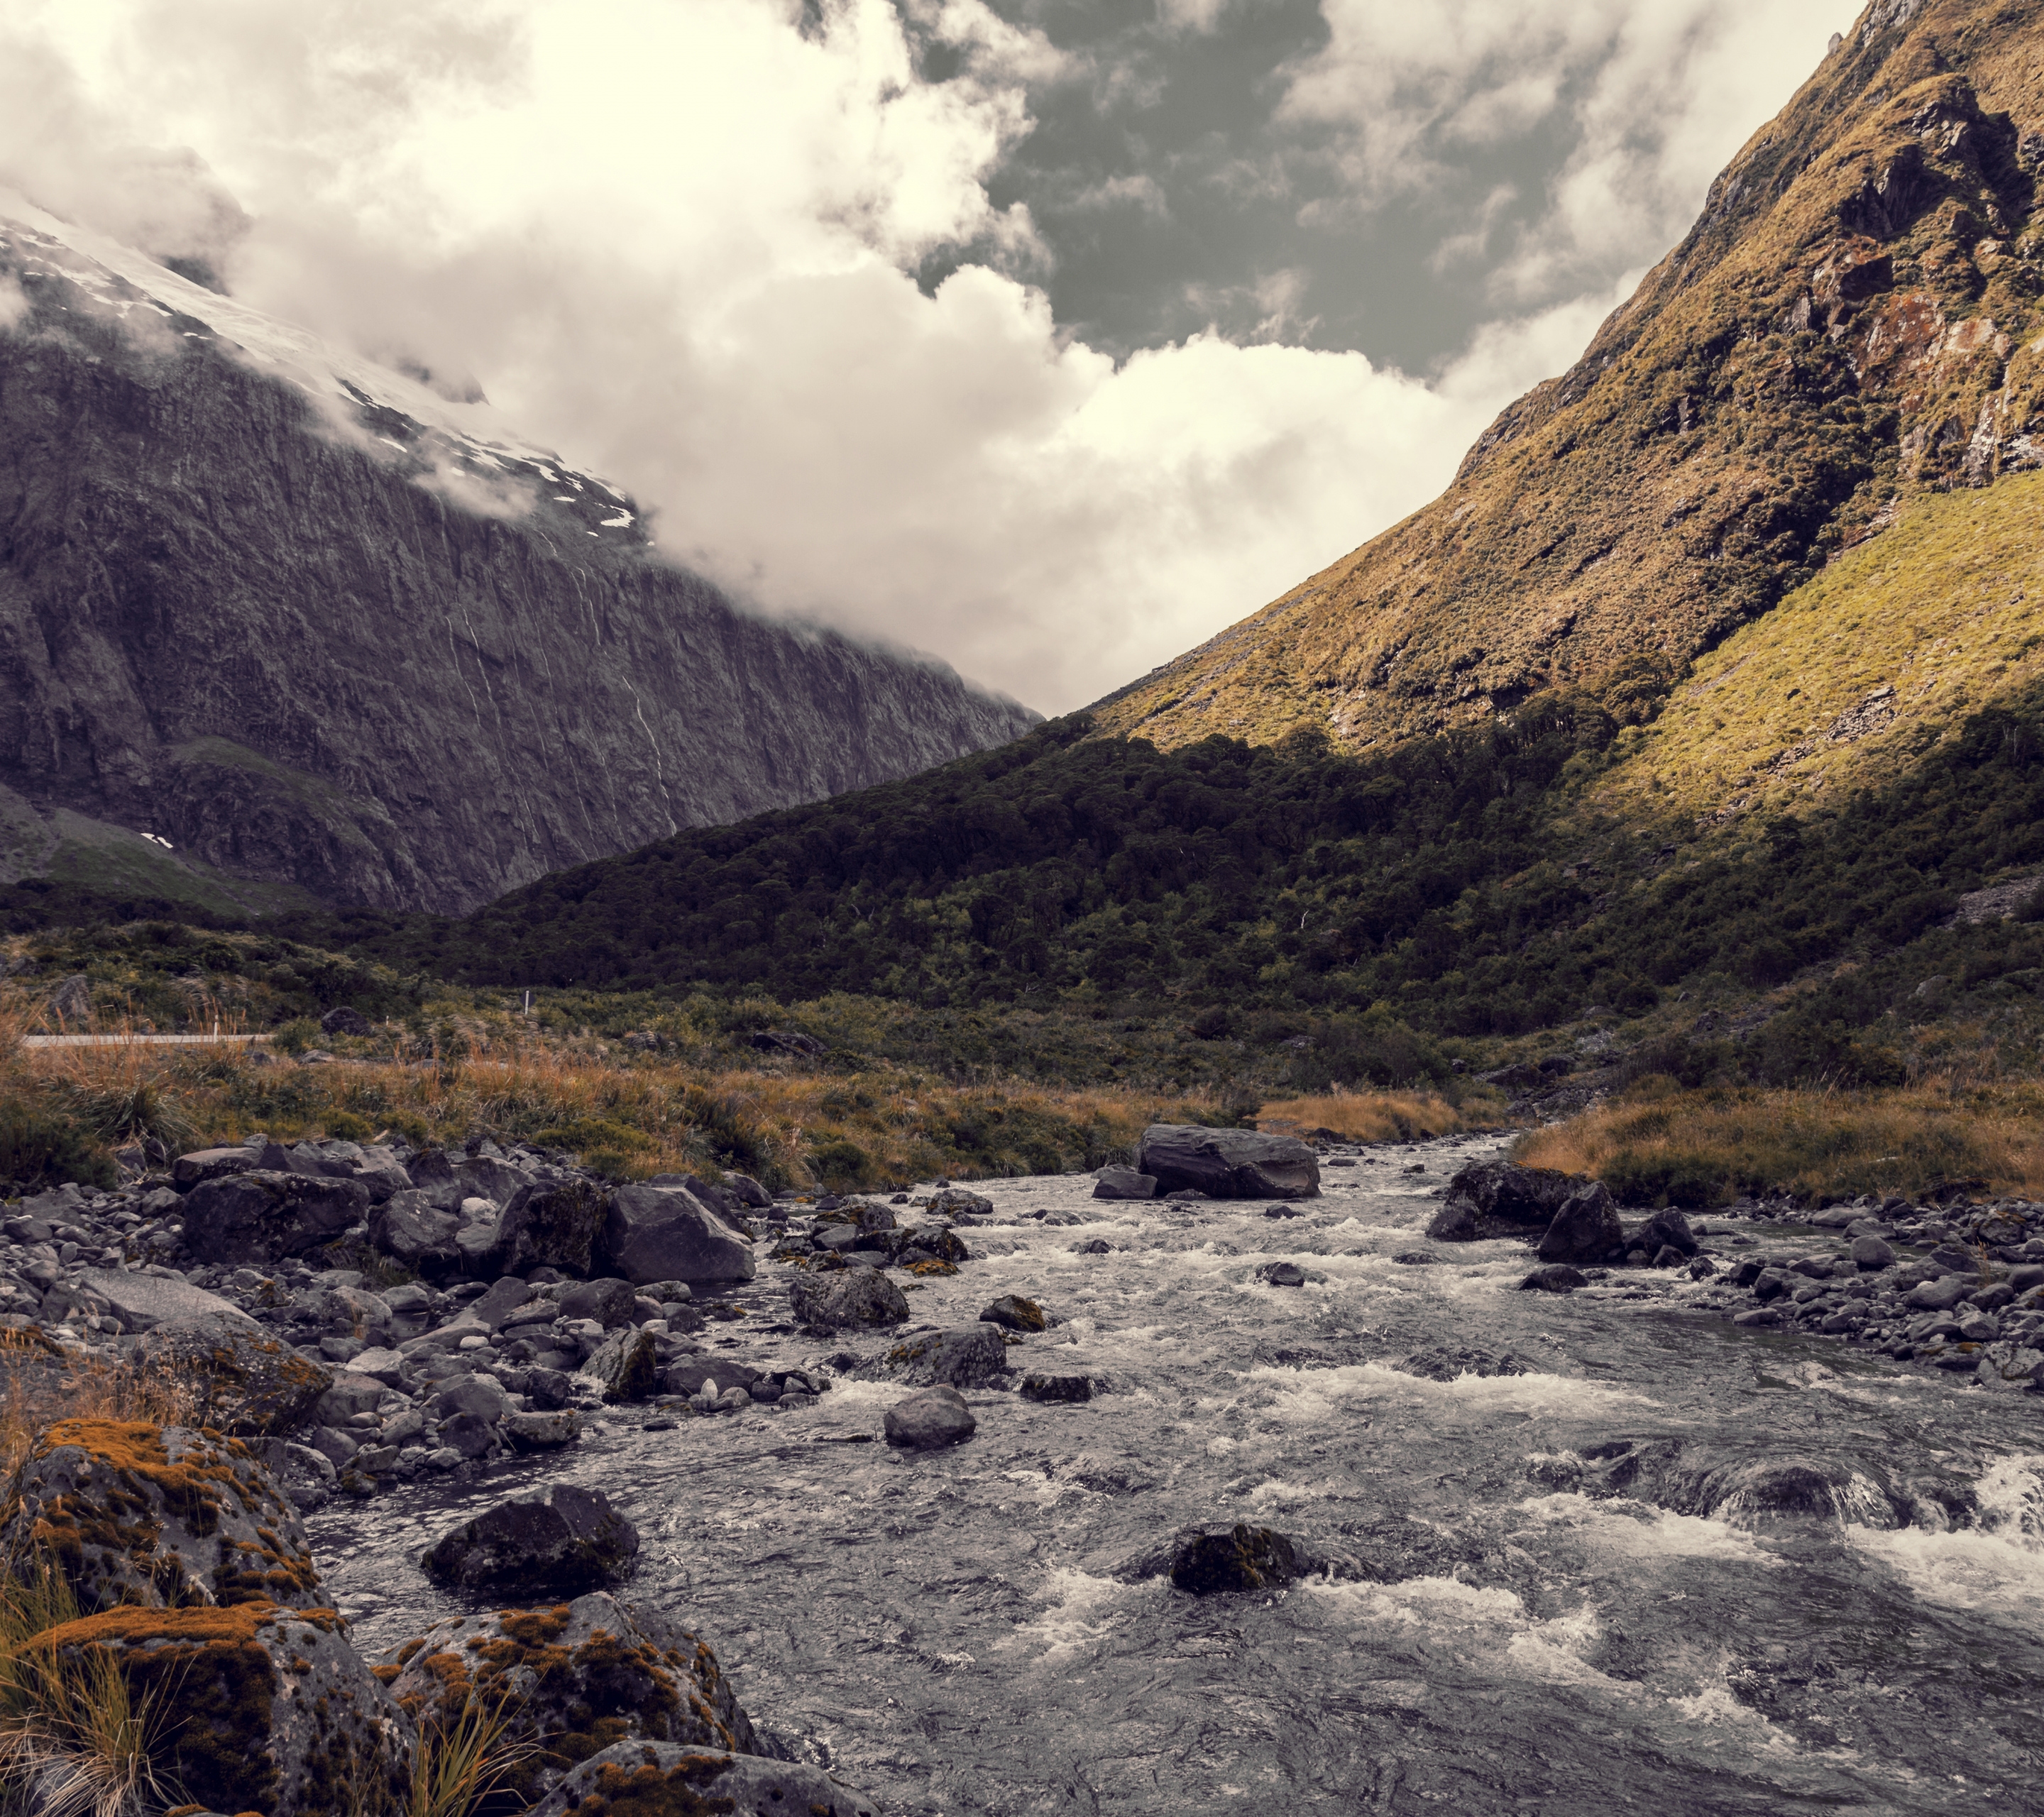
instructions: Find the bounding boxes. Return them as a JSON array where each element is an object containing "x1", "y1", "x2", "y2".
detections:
[
  {"x1": 179, "y1": 1170, "x2": 371, "y2": 1266},
  {"x1": 1651, "y1": 1244, "x2": 1686, "y2": 1268},
  {"x1": 926, "y1": 1187, "x2": 995, "y2": 1219},
  {"x1": 1537, "y1": 1181, "x2": 1623, "y2": 1264},
  {"x1": 429, "y1": 1371, "x2": 513, "y2": 1424},
  {"x1": 1848, "y1": 1234, "x2": 1896, "y2": 1270},
  {"x1": 314, "y1": 1371, "x2": 388, "y2": 1425},
  {"x1": 422, "y1": 1483, "x2": 639, "y2": 1596},
  {"x1": 1260, "y1": 1261, "x2": 1308, "y2": 1287},
  {"x1": 1394, "y1": 1345, "x2": 1525, "y2": 1383},
  {"x1": 722, "y1": 1171, "x2": 774, "y2": 1209},
  {"x1": 1906, "y1": 1275, "x2": 1974, "y2": 1312},
  {"x1": 4, "y1": 1421, "x2": 324, "y2": 1610},
  {"x1": 348, "y1": 1345, "x2": 407, "y2": 1386},
  {"x1": 555, "y1": 1276, "x2": 637, "y2": 1327},
  {"x1": 171, "y1": 1146, "x2": 263, "y2": 1190},
  {"x1": 884, "y1": 1383, "x2": 977, "y2": 1449},
  {"x1": 1977, "y1": 1342, "x2": 2044, "y2": 1389},
  {"x1": 1423, "y1": 1200, "x2": 1480, "y2": 1241},
  {"x1": 602, "y1": 1182, "x2": 756, "y2": 1286},
  {"x1": 1019, "y1": 1373, "x2": 1092, "y2": 1402},
  {"x1": 505, "y1": 1409, "x2": 582, "y2": 1449},
  {"x1": 1640, "y1": 1207, "x2": 1699, "y2": 1256},
  {"x1": 31, "y1": 1599, "x2": 407, "y2": 1817},
  {"x1": 133, "y1": 1312, "x2": 334, "y2": 1434},
  {"x1": 1092, "y1": 1165, "x2": 1159, "y2": 1200},
  {"x1": 1437, "y1": 1160, "x2": 1580, "y2": 1229},
  {"x1": 882, "y1": 1324, "x2": 1009, "y2": 1389},
  {"x1": 1132, "y1": 1524, "x2": 1312, "y2": 1596},
  {"x1": 494, "y1": 1178, "x2": 610, "y2": 1278},
  {"x1": 789, "y1": 1266, "x2": 909, "y2": 1331},
  {"x1": 583, "y1": 1325, "x2": 661, "y2": 1402},
  {"x1": 527, "y1": 1745, "x2": 877, "y2": 1817},
  {"x1": 380, "y1": 1595, "x2": 764, "y2": 1810},
  {"x1": 467, "y1": 1274, "x2": 534, "y2": 1328},
  {"x1": 1518, "y1": 1264, "x2": 1588, "y2": 1292},
  {"x1": 1138, "y1": 1124, "x2": 1320, "y2": 1199},
  {"x1": 980, "y1": 1293, "x2": 1048, "y2": 1332},
  {"x1": 367, "y1": 1190, "x2": 461, "y2": 1275},
  {"x1": 75, "y1": 1266, "x2": 253, "y2": 1333},
  {"x1": 1732, "y1": 1307, "x2": 1784, "y2": 1327},
  {"x1": 319, "y1": 1005, "x2": 372, "y2": 1037}
]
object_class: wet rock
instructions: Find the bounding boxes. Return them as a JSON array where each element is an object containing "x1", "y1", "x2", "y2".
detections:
[
  {"x1": 32, "y1": 1599, "x2": 407, "y2": 1817},
  {"x1": 494, "y1": 1178, "x2": 610, "y2": 1278},
  {"x1": 1537, "y1": 1181, "x2": 1622, "y2": 1264},
  {"x1": 1519, "y1": 1264, "x2": 1588, "y2": 1292},
  {"x1": 380, "y1": 1593, "x2": 757, "y2": 1807},
  {"x1": 1138, "y1": 1124, "x2": 1320, "y2": 1199},
  {"x1": 927, "y1": 1187, "x2": 995, "y2": 1219},
  {"x1": 883, "y1": 1383, "x2": 977, "y2": 1449},
  {"x1": 1650, "y1": 1244, "x2": 1686, "y2": 1268},
  {"x1": 663, "y1": 1359, "x2": 761, "y2": 1399},
  {"x1": 429, "y1": 1371, "x2": 512, "y2": 1424},
  {"x1": 881, "y1": 1324, "x2": 1009, "y2": 1388},
  {"x1": 1640, "y1": 1207, "x2": 1699, "y2": 1257},
  {"x1": 1732, "y1": 1307, "x2": 1784, "y2": 1327},
  {"x1": 1126, "y1": 1523, "x2": 1313, "y2": 1596},
  {"x1": 980, "y1": 1293, "x2": 1048, "y2": 1332},
  {"x1": 1422, "y1": 1200, "x2": 1481, "y2": 1241},
  {"x1": 422, "y1": 1483, "x2": 639, "y2": 1596},
  {"x1": 1393, "y1": 1345, "x2": 1526, "y2": 1383},
  {"x1": 1436, "y1": 1160, "x2": 1580, "y2": 1236},
  {"x1": 527, "y1": 1745, "x2": 875, "y2": 1817},
  {"x1": 1977, "y1": 1341, "x2": 2044, "y2": 1389},
  {"x1": 75, "y1": 1266, "x2": 251, "y2": 1333},
  {"x1": 179, "y1": 1170, "x2": 371, "y2": 1265},
  {"x1": 4, "y1": 1420, "x2": 324, "y2": 1610},
  {"x1": 133, "y1": 1311, "x2": 334, "y2": 1434},
  {"x1": 789, "y1": 1266, "x2": 909, "y2": 1331},
  {"x1": 885, "y1": 1223, "x2": 972, "y2": 1265},
  {"x1": 603, "y1": 1182, "x2": 756, "y2": 1286},
  {"x1": 1092, "y1": 1165, "x2": 1159, "y2": 1200},
  {"x1": 1688, "y1": 1254, "x2": 1720, "y2": 1280},
  {"x1": 1850, "y1": 1234, "x2": 1896, "y2": 1270},
  {"x1": 1261, "y1": 1261, "x2": 1308, "y2": 1287},
  {"x1": 583, "y1": 1325, "x2": 660, "y2": 1402},
  {"x1": 1020, "y1": 1373, "x2": 1093, "y2": 1402},
  {"x1": 505, "y1": 1408, "x2": 582, "y2": 1448}
]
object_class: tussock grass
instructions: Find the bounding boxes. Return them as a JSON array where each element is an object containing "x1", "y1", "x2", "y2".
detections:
[
  {"x1": 1255, "y1": 1090, "x2": 1502, "y2": 1144},
  {"x1": 0, "y1": 1332, "x2": 197, "y2": 1500},
  {"x1": 1515, "y1": 1079, "x2": 2044, "y2": 1208}
]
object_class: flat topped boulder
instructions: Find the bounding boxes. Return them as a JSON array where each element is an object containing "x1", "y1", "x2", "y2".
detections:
[
  {"x1": 422, "y1": 1483, "x2": 639, "y2": 1596},
  {"x1": 77, "y1": 1268, "x2": 253, "y2": 1334},
  {"x1": 602, "y1": 1182, "x2": 755, "y2": 1286},
  {"x1": 789, "y1": 1266, "x2": 909, "y2": 1330},
  {"x1": 1139, "y1": 1124, "x2": 1319, "y2": 1200},
  {"x1": 178, "y1": 1170, "x2": 370, "y2": 1265}
]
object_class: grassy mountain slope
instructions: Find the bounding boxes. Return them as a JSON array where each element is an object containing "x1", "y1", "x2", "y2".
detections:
[{"x1": 1094, "y1": 0, "x2": 2044, "y2": 754}]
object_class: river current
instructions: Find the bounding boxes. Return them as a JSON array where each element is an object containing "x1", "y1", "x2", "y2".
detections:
[{"x1": 311, "y1": 1133, "x2": 2044, "y2": 1814}]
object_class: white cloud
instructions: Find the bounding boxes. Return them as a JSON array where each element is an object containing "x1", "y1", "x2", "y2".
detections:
[{"x1": 0, "y1": 0, "x2": 1869, "y2": 715}]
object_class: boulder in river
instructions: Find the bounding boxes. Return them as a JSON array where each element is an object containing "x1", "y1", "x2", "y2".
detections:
[
  {"x1": 380, "y1": 1593, "x2": 758, "y2": 1807},
  {"x1": 1518, "y1": 1264, "x2": 1588, "y2": 1292},
  {"x1": 1537, "y1": 1181, "x2": 1622, "y2": 1263},
  {"x1": 603, "y1": 1182, "x2": 757, "y2": 1286},
  {"x1": 178, "y1": 1169, "x2": 370, "y2": 1264},
  {"x1": 133, "y1": 1310, "x2": 334, "y2": 1434},
  {"x1": 29, "y1": 1599, "x2": 408, "y2": 1817},
  {"x1": 1138, "y1": 1124, "x2": 1320, "y2": 1199},
  {"x1": 884, "y1": 1383, "x2": 977, "y2": 1449},
  {"x1": 790, "y1": 1266, "x2": 909, "y2": 1330},
  {"x1": 5, "y1": 1420, "x2": 324, "y2": 1611},
  {"x1": 980, "y1": 1292, "x2": 1048, "y2": 1332},
  {"x1": 1393, "y1": 1345, "x2": 1526, "y2": 1382},
  {"x1": 583, "y1": 1325, "x2": 661, "y2": 1402},
  {"x1": 882, "y1": 1324, "x2": 1009, "y2": 1388},
  {"x1": 1124, "y1": 1523, "x2": 1314, "y2": 1595},
  {"x1": 1093, "y1": 1165, "x2": 1159, "y2": 1200},
  {"x1": 422, "y1": 1483, "x2": 639, "y2": 1596},
  {"x1": 528, "y1": 1744, "x2": 876, "y2": 1817},
  {"x1": 1432, "y1": 1160, "x2": 1581, "y2": 1240},
  {"x1": 1020, "y1": 1373, "x2": 1092, "y2": 1402},
  {"x1": 1639, "y1": 1206, "x2": 1699, "y2": 1257}
]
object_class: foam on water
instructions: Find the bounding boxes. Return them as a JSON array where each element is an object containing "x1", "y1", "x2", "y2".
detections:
[
  {"x1": 1008, "y1": 1567, "x2": 1148, "y2": 1660},
  {"x1": 1243, "y1": 1361, "x2": 1657, "y2": 1424},
  {"x1": 1514, "y1": 1492, "x2": 1781, "y2": 1566},
  {"x1": 1848, "y1": 1454, "x2": 2044, "y2": 1622}
]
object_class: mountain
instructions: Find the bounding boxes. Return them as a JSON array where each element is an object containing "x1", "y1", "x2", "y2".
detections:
[
  {"x1": 1092, "y1": 0, "x2": 2044, "y2": 759},
  {"x1": 0, "y1": 192, "x2": 1037, "y2": 916}
]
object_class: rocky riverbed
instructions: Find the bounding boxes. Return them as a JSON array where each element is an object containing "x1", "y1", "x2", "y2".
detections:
[{"x1": 6, "y1": 1130, "x2": 2044, "y2": 1811}]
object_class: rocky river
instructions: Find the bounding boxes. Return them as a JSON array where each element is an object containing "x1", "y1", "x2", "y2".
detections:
[{"x1": 287, "y1": 1131, "x2": 2044, "y2": 1815}]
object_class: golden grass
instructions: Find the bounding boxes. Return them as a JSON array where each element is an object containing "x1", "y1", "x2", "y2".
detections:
[
  {"x1": 1255, "y1": 1089, "x2": 1502, "y2": 1143},
  {"x1": 0, "y1": 1333, "x2": 197, "y2": 1502},
  {"x1": 1514, "y1": 1080, "x2": 2044, "y2": 1207}
]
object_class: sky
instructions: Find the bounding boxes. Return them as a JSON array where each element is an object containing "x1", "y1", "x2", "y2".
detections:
[{"x1": 0, "y1": 0, "x2": 1863, "y2": 713}]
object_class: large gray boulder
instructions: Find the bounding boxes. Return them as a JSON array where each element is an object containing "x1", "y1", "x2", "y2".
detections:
[
  {"x1": 789, "y1": 1266, "x2": 909, "y2": 1330},
  {"x1": 76, "y1": 1267, "x2": 253, "y2": 1333},
  {"x1": 132, "y1": 1312, "x2": 334, "y2": 1434},
  {"x1": 1138, "y1": 1124, "x2": 1320, "y2": 1199},
  {"x1": 179, "y1": 1170, "x2": 370, "y2": 1265},
  {"x1": 368, "y1": 1188, "x2": 461, "y2": 1275},
  {"x1": 1093, "y1": 1165, "x2": 1159, "y2": 1200},
  {"x1": 884, "y1": 1384, "x2": 976, "y2": 1449},
  {"x1": 494, "y1": 1177, "x2": 609, "y2": 1276},
  {"x1": 1427, "y1": 1160, "x2": 1581, "y2": 1241},
  {"x1": 602, "y1": 1182, "x2": 756, "y2": 1286},
  {"x1": 1537, "y1": 1181, "x2": 1624, "y2": 1263},
  {"x1": 883, "y1": 1324, "x2": 1010, "y2": 1388},
  {"x1": 528, "y1": 1745, "x2": 876, "y2": 1817},
  {"x1": 422, "y1": 1483, "x2": 639, "y2": 1596}
]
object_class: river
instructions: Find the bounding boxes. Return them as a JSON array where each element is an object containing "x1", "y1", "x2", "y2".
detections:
[{"x1": 311, "y1": 1132, "x2": 2044, "y2": 1814}]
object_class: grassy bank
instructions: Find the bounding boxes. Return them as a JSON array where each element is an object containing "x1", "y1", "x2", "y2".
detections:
[{"x1": 1515, "y1": 1079, "x2": 2044, "y2": 1208}]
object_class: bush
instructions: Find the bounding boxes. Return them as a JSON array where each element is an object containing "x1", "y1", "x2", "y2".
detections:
[
  {"x1": 1288, "y1": 1012, "x2": 1446, "y2": 1092},
  {"x1": 271, "y1": 1017, "x2": 319, "y2": 1056},
  {"x1": 0, "y1": 1104, "x2": 116, "y2": 1190},
  {"x1": 809, "y1": 1138, "x2": 877, "y2": 1191},
  {"x1": 1600, "y1": 1149, "x2": 1727, "y2": 1209}
]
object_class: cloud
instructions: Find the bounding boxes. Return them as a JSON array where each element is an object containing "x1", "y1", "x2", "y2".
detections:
[{"x1": 0, "y1": 0, "x2": 1865, "y2": 716}]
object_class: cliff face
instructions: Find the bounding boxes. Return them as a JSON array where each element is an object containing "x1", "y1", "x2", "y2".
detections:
[
  {"x1": 1096, "y1": 0, "x2": 2044, "y2": 753},
  {"x1": 0, "y1": 197, "x2": 1037, "y2": 915}
]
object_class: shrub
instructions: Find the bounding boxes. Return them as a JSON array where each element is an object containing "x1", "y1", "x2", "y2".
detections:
[
  {"x1": 809, "y1": 1138, "x2": 877, "y2": 1191},
  {"x1": 0, "y1": 1106, "x2": 115, "y2": 1190}
]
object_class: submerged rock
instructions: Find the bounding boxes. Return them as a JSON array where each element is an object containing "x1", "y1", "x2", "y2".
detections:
[
  {"x1": 1019, "y1": 1373, "x2": 1093, "y2": 1403},
  {"x1": 527, "y1": 1744, "x2": 877, "y2": 1817},
  {"x1": 422, "y1": 1483, "x2": 640, "y2": 1596},
  {"x1": 1393, "y1": 1345, "x2": 1526, "y2": 1383},
  {"x1": 1138, "y1": 1124, "x2": 1321, "y2": 1199},
  {"x1": 1518, "y1": 1264, "x2": 1588, "y2": 1292}
]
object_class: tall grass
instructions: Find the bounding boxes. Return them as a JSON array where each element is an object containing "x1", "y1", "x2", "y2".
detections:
[
  {"x1": 1255, "y1": 1089, "x2": 1503, "y2": 1144},
  {"x1": 1515, "y1": 1079, "x2": 2044, "y2": 1207},
  {"x1": 403, "y1": 1692, "x2": 534, "y2": 1817}
]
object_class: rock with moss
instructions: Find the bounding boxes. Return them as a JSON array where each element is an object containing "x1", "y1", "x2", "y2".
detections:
[
  {"x1": 877, "y1": 1324, "x2": 1009, "y2": 1390},
  {"x1": 31, "y1": 1599, "x2": 410, "y2": 1816},
  {"x1": 131, "y1": 1310, "x2": 334, "y2": 1434},
  {"x1": 494, "y1": 1178, "x2": 610, "y2": 1277},
  {"x1": 789, "y1": 1266, "x2": 908, "y2": 1332},
  {"x1": 4, "y1": 1420, "x2": 326, "y2": 1611},
  {"x1": 1138, "y1": 1125, "x2": 1321, "y2": 1200},
  {"x1": 177, "y1": 1169, "x2": 371, "y2": 1264},
  {"x1": 583, "y1": 1324, "x2": 661, "y2": 1402},
  {"x1": 980, "y1": 1293, "x2": 1048, "y2": 1332},
  {"x1": 377, "y1": 1593, "x2": 757, "y2": 1808},
  {"x1": 527, "y1": 1742, "x2": 877, "y2": 1817},
  {"x1": 422, "y1": 1483, "x2": 639, "y2": 1596},
  {"x1": 1121, "y1": 1522, "x2": 1317, "y2": 1595}
]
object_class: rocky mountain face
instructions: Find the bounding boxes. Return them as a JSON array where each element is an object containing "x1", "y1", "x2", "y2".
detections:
[
  {"x1": 1097, "y1": 0, "x2": 2044, "y2": 754},
  {"x1": 0, "y1": 197, "x2": 1036, "y2": 914}
]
